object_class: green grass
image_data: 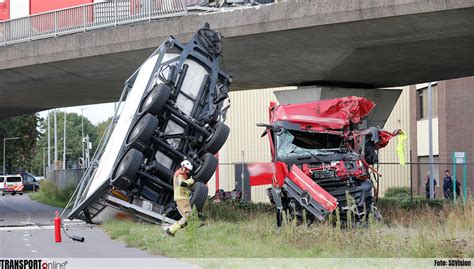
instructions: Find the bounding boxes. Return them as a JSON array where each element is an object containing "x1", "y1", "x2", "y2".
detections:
[
  {"x1": 101, "y1": 199, "x2": 474, "y2": 258},
  {"x1": 29, "y1": 180, "x2": 75, "y2": 208}
]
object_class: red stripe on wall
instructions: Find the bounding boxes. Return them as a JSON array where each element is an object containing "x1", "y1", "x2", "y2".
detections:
[{"x1": 30, "y1": 0, "x2": 93, "y2": 15}]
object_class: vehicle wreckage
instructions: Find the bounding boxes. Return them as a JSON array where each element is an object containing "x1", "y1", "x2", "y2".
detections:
[
  {"x1": 250, "y1": 96, "x2": 401, "y2": 226},
  {"x1": 68, "y1": 24, "x2": 232, "y2": 224}
]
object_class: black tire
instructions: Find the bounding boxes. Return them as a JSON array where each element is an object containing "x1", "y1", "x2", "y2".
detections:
[
  {"x1": 127, "y1": 113, "x2": 159, "y2": 148},
  {"x1": 190, "y1": 182, "x2": 208, "y2": 212},
  {"x1": 203, "y1": 122, "x2": 230, "y2": 154},
  {"x1": 19, "y1": 193, "x2": 23, "y2": 196},
  {"x1": 112, "y1": 149, "x2": 144, "y2": 189},
  {"x1": 193, "y1": 153, "x2": 218, "y2": 184},
  {"x1": 140, "y1": 83, "x2": 172, "y2": 115}
]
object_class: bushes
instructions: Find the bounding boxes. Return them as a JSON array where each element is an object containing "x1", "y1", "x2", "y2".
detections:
[
  {"x1": 383, "y1": 187, "x2": 411, "y2": 199},
  {"x1": 377, "y1": 186, "x2": 445, "y2": 214},
  {"x1": 205, "y1": 200, "x2": 274, "y2": 222},
  {"x1": 29, "y1": 180, "x2": 76, "y2": 208}
]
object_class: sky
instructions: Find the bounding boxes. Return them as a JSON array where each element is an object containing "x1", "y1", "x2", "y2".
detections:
[{"x1": 38, "y1": 102, "x2": 116, "y2": 125}]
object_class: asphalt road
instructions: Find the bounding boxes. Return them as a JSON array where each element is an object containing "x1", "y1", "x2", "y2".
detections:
[
  {"x1": 0, "y1": 194, "x2": 195, "y2": 268},
  {"x1": 0, "y1": 193, "x2": 65, "y2": 226}
]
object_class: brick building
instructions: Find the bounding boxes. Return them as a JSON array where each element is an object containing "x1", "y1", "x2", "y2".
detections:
[{"x1": 410, "y1": 76, "x2": 474, "y2": 198}]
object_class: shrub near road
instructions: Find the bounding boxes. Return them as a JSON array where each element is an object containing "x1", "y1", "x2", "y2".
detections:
[
  {"x1": 102, "y1": 198, "x2": 474, "y2": 258},
  {"x1": 29, "y1": 180, "x2": 75, "y2": 208}
]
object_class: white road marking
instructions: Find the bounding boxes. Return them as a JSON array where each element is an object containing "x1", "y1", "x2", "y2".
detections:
[
  {"x1": 25, "y1": 244, "x2": 31, "y2": 247},
  {"x1": 31, "y1": 250, "x2": 37, "y2": 253}
]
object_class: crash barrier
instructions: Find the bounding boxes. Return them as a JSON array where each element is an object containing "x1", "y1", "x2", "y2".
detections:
[
  {"x1": 0, "y1": 0, "x2": 187, "y2": 46},
  {"x1": 46, "y1": 168, "x2": 85, "y2": 189}
]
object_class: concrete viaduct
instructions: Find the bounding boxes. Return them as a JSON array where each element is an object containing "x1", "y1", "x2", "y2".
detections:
[{"x1": 0, "y1": 0, "x2": 474, "y2": 118}]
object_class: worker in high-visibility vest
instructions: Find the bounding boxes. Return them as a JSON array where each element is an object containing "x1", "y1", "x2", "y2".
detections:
[{"x1": 164, "y1": 160, "x2": 195, "y2": 236}]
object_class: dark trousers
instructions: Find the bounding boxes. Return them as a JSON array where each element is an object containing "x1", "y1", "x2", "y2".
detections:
[{"x1": 444, "y1": 190, "x2": 453, "y2": 200}]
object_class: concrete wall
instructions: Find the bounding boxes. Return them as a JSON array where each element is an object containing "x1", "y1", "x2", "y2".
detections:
[
  {"x1": 46, "y1": 168, "x2": 85, "y2": 189},
  {"x1": 416, "y1": 118, "x2": 439, "y2": 156}
]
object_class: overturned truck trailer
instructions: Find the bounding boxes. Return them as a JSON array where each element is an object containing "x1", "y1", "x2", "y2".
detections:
[
  {"x1": 68, "y1": 24, "x2": 232, "y2": 224},
  {"x1": 251, "y1": 97, "x2": 401, "y2": 226}
]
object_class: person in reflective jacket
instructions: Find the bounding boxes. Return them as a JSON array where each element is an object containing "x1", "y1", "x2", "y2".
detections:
[{"x1": 164, "y1": 159, "x2": 195, "y2": 236}]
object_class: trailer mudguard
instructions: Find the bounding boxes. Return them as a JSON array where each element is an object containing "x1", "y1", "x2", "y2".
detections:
[{"x1": 283, "y1": 164, "x2": 338, "y2": 221}]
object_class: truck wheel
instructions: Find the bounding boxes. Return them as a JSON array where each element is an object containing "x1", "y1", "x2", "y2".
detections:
[
  {"x1": 193, "y1": 153, "x2": 218, "y2": 184},
  {"x1": 112, "y1": 149, "x2": 144, "y2": 189},
  {"x1": 190, "y1": 182, "x2": 208, "y2": 212},
  {"x1": 127, "y1": 113, "x2": 159, "y2": 148},
  {"x1": 140, "y1": 83, "x2": 171, "y2": 115},
  {"x1": 203, "y1": 122, "x2": 230, "y2": 154}
]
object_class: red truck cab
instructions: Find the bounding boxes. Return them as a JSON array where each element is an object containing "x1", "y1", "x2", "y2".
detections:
[{"x1": 252, "y1": 96, "x2": 399, "y2": 226}]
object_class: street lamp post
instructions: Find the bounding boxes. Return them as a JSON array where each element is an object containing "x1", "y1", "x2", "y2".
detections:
[
  {"x1": 3, "y1": 137, "x2": 21, "y2": 175},
  {"x1": 43, "y1": 147, "x2": 53, "y2": 177},
  {"x1": 81, "y1": 108, "x2": 85, "y2": 168}
]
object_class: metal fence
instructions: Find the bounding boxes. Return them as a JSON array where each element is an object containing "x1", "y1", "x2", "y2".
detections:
[
  {"x1": 212, "y1": 149, "x2": 473, "y2": 203},
  {"x1": 0, "y1": 0, "x2": 187, "y2": 46}
]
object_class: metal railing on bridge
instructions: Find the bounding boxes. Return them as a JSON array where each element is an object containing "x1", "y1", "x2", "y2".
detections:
[{"x1": 0, "y1": 0, "x2": 187, "y2": 46}]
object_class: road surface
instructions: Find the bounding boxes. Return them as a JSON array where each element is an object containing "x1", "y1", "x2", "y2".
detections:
[{"x1": 0, "y1": 194, "x2": 194, "y2": 268}]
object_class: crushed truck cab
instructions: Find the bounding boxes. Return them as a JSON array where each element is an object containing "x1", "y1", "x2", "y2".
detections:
[
  {"x1": 68, "y1": 24, "x2": 231, "y2": 224},
  {"x1": 254, "y1": 97, "x2": 400, "y2": 226}
]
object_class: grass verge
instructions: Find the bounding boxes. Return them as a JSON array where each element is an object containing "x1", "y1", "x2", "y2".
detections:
[
  {"x1": 101, "y1": 199, "x2": 474, "y2": 258},
  {"x1": 29, "y1": 180, "x2": 75, "y2": 208}
]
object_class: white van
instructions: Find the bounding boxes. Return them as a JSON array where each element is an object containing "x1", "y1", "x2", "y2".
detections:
[{"x1": 2, "y1": 174, "x2": 24, "y2": 196}]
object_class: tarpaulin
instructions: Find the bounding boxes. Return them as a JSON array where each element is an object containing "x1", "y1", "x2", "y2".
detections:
[
  {"x1": 271, "y1": 96, "x2": 375, "y2": 131},
  {"x1": 247, "y1": 162, "x2": 275, "y2": 186}
]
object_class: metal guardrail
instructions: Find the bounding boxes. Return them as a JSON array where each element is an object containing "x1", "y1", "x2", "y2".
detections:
[{"x1": 0, "y1": 0, "x2": 187, "y2": 46}]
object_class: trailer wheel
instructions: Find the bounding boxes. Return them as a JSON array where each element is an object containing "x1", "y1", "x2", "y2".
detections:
[
  {"x1": 127, "y1": 113, "x2": 159, "y2": 149},
  {"x1": 190, "y1": 182, "x2": 208, "y2": 212},
  {"x1": 140, "y1": 83, "x2": 172, "y2": 115},
  {"x1": 193, "y1": 153, "x2": 218, "y2": 184},
  {"x1": 112, "y1": 149, "x2": 144, "y2": 189},
  {"x1": 203, "y1": 122, "x2": 230, "y2": 154}
]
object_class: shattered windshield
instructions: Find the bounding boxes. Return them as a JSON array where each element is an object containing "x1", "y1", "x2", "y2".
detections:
[{"x1": 276, "y1": 129, "x2": 345, "y2": 158}]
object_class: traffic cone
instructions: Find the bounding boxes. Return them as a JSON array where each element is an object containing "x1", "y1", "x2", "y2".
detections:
[{"x1": 54, "y1": 210, "x2": 62, "y2": 243}]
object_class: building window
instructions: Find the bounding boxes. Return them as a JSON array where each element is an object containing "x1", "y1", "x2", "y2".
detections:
[{"x1": 417, "y1": 84, "x2": 438, "y2": 120}]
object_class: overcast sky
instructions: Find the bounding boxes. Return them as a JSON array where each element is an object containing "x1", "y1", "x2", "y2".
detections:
[{"x1": 38, "y1": 102, "x2": 116, "y2": 125}]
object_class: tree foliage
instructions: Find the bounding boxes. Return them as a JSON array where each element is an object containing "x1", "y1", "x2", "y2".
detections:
[
  {"x1": 0, "y1": 114, "x2": 41, "y2": 174},
  {"x1": 96, "y1": 117, "x2": 113, "y2": 143},
  {"x1": 31, "y1": 111, "x2": 98, "y2": 175}
]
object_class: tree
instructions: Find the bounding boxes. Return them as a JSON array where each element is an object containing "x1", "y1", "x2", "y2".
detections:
[
  {"x1": 31, "y1": 111, "x2": 98, "y2": 174},
  {"x1": 0, "y1": 114, "x2": 41, "y2": 174},
  {"x1": 96, "y1": 117, "x2": 113, "y2": 143}
]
